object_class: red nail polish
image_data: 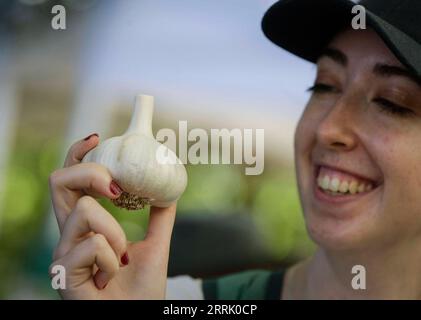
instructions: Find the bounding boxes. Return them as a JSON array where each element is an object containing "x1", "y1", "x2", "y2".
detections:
[
  {"x1": 84, "y1": 133, "x2": 99, "y2": 141},
  {"x1": 110, "y1": 181, "x2": 123, "y2": 196},
  {"x1": 121, "y1": 252, "x2": 129, "y2": 266}
]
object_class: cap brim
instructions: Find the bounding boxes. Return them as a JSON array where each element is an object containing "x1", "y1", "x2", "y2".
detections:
[
  {"x1": 262, "y1": 0, "x2": 421, "y2": 77},
  {"x1": 366, "y1": 10, "x2": 421, "y2": 78}
]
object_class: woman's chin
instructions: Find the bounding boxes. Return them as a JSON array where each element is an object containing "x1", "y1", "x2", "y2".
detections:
[
  {"x1": 304, "y1": 211, "x2": 378, "y2": 252},
  {"x1": 299, "y1": 180, "x2": 384, "y2": 251}
]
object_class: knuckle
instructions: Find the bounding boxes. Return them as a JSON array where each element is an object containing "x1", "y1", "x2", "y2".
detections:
[
  {"x1": 87, "y1": 163, "x2": 112, "y2": 183},
  {"x1": 91, "y1": 234, "x2": 108, "y2": 251},
  {"x1": 80, "y1": 163, "x2": 112, "y2": 189},
  {"x1": 48, "y1": 169, "x2": 63, "y2": 188},
  {"x1": 53, "y1": 246, "x2": 65, "y2": 261},
  {"x1": 75, "y1": 195, "x2": 96, "y2": 213}
]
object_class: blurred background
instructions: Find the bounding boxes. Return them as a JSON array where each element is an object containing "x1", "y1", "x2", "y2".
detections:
[{"x1": 0, "y1": 0, "x2": 317, "y2": 299}]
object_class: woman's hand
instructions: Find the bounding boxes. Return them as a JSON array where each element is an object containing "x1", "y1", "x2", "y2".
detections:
[{"x1": 48, "y1": 134, "x2": 176, "y2": 299}]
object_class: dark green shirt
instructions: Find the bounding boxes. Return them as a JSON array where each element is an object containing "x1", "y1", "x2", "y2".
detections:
[{"x1": 202, "y1": 269, "x2": 285, "y2": 300}]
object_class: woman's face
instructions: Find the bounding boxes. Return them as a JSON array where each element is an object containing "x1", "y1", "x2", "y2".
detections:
[{"x1": 295, "y1": 28, "x2": 421, "y2": 251}]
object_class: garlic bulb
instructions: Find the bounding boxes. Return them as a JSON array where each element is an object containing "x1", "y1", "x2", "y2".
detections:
[{"x1": 82, "y1": 95, "x2": 188, "y2": 210}]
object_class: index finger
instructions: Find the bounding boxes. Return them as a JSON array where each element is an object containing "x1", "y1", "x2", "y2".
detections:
[
  {"x1": 49, "y1": 162, "x2": 122, "y2": 232},
  {"x1": 64, "y1": 133, "x2": 99, "y2": 167}
]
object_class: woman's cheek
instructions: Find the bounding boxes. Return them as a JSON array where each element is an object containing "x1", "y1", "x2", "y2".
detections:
[
  {"x1": 368, "y1": 129, "x2": 420, "y2": 218},
  {"x1": 295, "y1": 105, "x2": 321, "y2": 152},
  {"x1": 371, "y1": 128, "x2": 410, "y2": 183}
]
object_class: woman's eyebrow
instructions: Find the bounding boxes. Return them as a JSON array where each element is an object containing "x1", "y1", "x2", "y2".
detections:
[
  {"x1": 373, "y1": 64, "x2": 421, "y2": 87},
  {"x1": 318, "y1": 47, "x2": 348, "y2": 66}
]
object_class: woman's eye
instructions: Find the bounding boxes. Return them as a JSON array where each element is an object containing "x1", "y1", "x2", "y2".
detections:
[
  {"x1": 373, "y1": 98, "x2": 415, "y2": 118},
  {"x1": 307, "y1": 83, "x2": 337, "y2": 94}
]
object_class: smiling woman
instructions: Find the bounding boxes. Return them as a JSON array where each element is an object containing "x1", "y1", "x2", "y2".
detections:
[
  {"x1": 47, "y1": 0, "x2": 421, "y2": 300},
  {"x1": 265, "y1": 0, "x2": 421, "y2": 300}
]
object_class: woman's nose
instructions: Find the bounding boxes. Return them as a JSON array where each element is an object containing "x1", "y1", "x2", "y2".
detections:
[{"x1": 316, "y1": 97, "x2": 358, "y2": 151}]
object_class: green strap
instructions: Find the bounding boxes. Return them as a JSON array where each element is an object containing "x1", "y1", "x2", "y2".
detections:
[{"x1": 202, "y1": 269, "x2": 284, "y2": 300}]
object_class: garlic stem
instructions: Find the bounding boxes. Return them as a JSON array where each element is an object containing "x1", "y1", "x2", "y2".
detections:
[{"x1": 125, "y1": 94, "x2": 154, "y2": 137}]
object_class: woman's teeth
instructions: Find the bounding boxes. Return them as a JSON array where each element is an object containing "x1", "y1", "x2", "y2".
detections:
[{"x1": 317, "y1": 174, "x2": 374, "y2": 195}]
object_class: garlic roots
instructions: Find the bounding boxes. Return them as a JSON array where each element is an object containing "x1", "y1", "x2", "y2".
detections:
[{"x1": 82, "y1": 95, "x2": 188, "y2": 210}]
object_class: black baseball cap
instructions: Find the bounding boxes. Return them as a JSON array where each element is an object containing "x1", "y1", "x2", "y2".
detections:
[{"x1": 262, "y1": 0, "x2": 421, "y2": 78}]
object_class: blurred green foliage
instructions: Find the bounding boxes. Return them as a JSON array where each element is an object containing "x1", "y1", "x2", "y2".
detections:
[
  {"x1": 253, "y1": 170, "x2": 315, "y2": 260},
  {"x1": 177, "y1": 164, "x2": 248, "y2": 213},
  {"x1": 0, "y1": 138, "x2": 61, "y2": 298}
]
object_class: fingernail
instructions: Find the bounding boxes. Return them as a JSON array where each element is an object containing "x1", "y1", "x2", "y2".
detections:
[
  {"x1": 110, "y1": 181, "x2": 123, "y2": 196},
  {"x1": 84, "y1": 133, "x2": 99, "y2": 141},
  {"x1": 121, "y1": 252, "x2": 129, "y2": 266}
]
